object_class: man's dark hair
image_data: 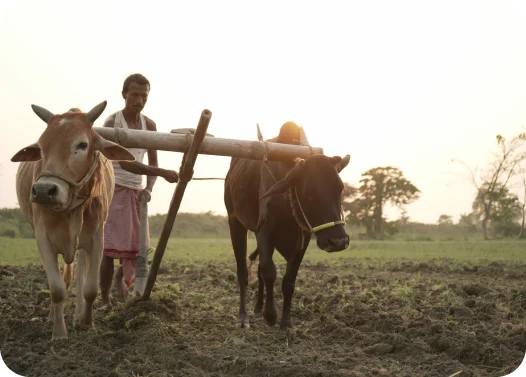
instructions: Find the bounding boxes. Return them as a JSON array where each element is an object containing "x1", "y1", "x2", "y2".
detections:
[{"x1": 122, "y1": 73, "x2": 150, "y2": 94}]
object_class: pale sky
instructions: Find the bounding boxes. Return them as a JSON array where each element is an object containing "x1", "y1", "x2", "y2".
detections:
[{"x1": 1, "y1": 0, "x2": 526, "y2": 224}]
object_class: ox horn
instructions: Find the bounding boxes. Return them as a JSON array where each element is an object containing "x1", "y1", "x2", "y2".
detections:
[
  {"x1": 31, "y1": 105, "x2": 54, "y2": 124},
  {"x1": 86, "y1": 101, "x2": 107, "y2": 124},
  {"x1": 336, "y1": 154, "x2": 351, "y2": 173},
  {"x1": 256, "y1": 123, "x2": 264, "y2": 141},
  {"x1": 299, "y1": 125, "x2": 310, "y2": 146}
]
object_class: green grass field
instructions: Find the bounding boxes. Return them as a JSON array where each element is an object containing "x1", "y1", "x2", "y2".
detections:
[{"x1": 1, "y1": 236, "x2": 525, "y2": 267}]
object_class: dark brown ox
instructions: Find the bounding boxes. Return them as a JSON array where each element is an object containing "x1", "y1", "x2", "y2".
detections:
[
  {"x1": 11, "y1": 101, "x2": 135, "y2": 340},
  {"x1": 224, "y1": 123, "x2": 350, "y2": 330}
]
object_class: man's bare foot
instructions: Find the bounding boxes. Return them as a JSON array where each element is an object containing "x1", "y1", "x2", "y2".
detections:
[{"x1": 113, "y1": 265, "x2": 128, "y2": 300}]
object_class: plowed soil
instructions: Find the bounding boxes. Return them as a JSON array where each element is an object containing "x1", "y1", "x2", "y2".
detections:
[{"x1": 1, "y1": 258, "x2": 525, "y2": 377}]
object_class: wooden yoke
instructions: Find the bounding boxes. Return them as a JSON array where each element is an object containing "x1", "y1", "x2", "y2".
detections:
[{"x1": 94, "y1": 127, "x2": 323, "y2": 162}]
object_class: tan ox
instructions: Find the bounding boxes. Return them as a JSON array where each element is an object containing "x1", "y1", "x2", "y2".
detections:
[{"x1": 11, "y1": 101, "x2": 135, "y2": 340}]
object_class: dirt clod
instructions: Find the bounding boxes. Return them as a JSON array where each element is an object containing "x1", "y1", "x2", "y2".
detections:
[
  {"x1": 449, "y1": 305, "x2": 473, "y2": 318},
  {"x1": 462, "y1": 284, "x2": 489, "y2": 296},
  {"x1": 364, "y1": 343, "x2": 394, "y2": 355}
]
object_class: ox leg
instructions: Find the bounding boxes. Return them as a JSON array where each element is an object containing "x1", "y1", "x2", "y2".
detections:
[
  {"x1": 254, "y1": 263, "x2": 265, "y2": 317},
  {"x1": 79, "y1": 232, "x2": 103, "y2": 327},
  {"x1": 63, "y1": 262, "x2": 74, "y2": 290},
  {"x1": 280, "y1": 248, "x2": 307, "y2": 330},
  {"x1": 48, "y1": 297, "x2": 54, "y2": 322},
  {"x1": 257, "y1": 232, "x2": 277, "y2": 326},
  {"x1": 36, "y1": 233, "x2": 68, "y2": 340},
  {"x1": 73, "y1": 249, "x2": 87, "y2": 326},
  {"x1": 229, "y1": 217, "x2": 250, "y2": 329}
]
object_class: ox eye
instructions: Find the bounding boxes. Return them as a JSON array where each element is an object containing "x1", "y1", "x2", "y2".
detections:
[{"x1": 77, "y1": 142, "x2": 88, "y2": 150}]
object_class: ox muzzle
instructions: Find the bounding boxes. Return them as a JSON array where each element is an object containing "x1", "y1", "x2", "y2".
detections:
[
  {"x1": 31, "y1": 177, "x2": 70, "y2": 208},
  {"x1": 318, "y1": 234, "x2": 350, "y2": 253}
]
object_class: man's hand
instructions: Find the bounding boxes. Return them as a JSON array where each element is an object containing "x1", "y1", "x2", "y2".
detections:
[
  {"x1": 139, "y1": 188, "x2": 152, "y2": 203},
  {"x1": 163, "y1": 170, "x2": 179, "y2": 183}
]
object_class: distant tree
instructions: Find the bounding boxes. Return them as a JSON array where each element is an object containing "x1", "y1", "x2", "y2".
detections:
[
  {"x1": 398, "y1": 209, "x2": 410, "y2": 225},
  {"x1": 341, "y1": 182, "x2": 360, "y2": 221},
  {"x1": 457, "y1": 212, "x2": 478, "y2": 233},
  {"x1": 342, "y1": 182, "x2": 359, "y2": 202},
  {"x1": 343, "y1": 194, "x2": 374, "y2": 233},
  {"x1": 360, "y1": 167, "x2": 420, "y2": 234},
  {"x1": 437, "y1": 214, "x2": 453, "y2": 225},
  {"x1": 518, "y1": 170, "x2": 526, "y2": 238},
  {"x1": 453, "y1": 133, "x2": 526, "y2": 239},
  {"x1": 383, "y1": 220, "x2": 400, "y2": 236},
  {"x1": 492, "y1": 195, "x2": 522, "y2": 237},
  {"x1": 472, "y1": 183, "x2": 522, "y2": 238},
  {"x1": 342, "y1": 167, "x2": 420, "y2": 236}
]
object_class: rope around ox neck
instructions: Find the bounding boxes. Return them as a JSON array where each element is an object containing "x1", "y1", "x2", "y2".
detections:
[
  {"x1": 292, "y1": 187, "x2": 345, "y2": 234},
  {"x1": 261, "y1": 159, "x2": 345, "y2": 234},
  {"x1": 34, "y1": 151, "x2": 101, "y2": 212}
]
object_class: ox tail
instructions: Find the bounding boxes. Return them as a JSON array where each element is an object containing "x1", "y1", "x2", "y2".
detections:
[
  {"x1": 248, "y1": 248, "x2": 259, "y2": 262},
  {"x1": 247, "y1": 248, "x2": 259, "y2": 280},
  {"x1": 62, "y1": 262, "x2": 74, "y2": 290}
]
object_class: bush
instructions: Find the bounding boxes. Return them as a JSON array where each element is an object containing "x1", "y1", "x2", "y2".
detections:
[{"x1": 1, "y1": 229, "x2": 16, "y2": 238}]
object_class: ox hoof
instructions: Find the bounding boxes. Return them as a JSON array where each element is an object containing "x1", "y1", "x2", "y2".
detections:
[
  {"x1": 236, "y1": 319, "x2": 250, "y2": 329},
  {"x1": 263, "y1": 308, "x2": 278, "y2": 327},
  {"x1": 75, "y1": 322, "x2": 95, "y2": 330},
  {"x1": 74, "y1": 320, "x2": 94, "y2": 330},
  {"x1": 99, "y1": 298, "x2": 112, "y2": 309},
  {"x1": 254, "y1": 305, "x2": 263, "y2": 317},
  {"x1": 51, "y1": 332, "x2": 68, "y2": 341},
  {"x1": 279, "y1": 320, "x2": 293, "y2": 330}
]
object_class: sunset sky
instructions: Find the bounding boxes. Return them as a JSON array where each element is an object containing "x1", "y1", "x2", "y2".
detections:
[{"x1": 1, "y1": 0, "x2": 526, "y2": 224}]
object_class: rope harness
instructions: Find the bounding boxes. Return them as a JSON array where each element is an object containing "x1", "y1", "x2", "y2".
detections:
[
  {"x1": 261, "y1": 141, "x2": 345, "y2": 234},
  {"x1": 34, "y1": 151, "x2": 101, "y2": 212}
]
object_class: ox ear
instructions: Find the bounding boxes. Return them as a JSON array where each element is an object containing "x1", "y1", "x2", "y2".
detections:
[
  {"x1": 86, "y1": 101, "x2": 107, "y2": 124},
  {"x1": 335, "y1": 154, "x2": 350, "y2": 173},
  {"x1": 93, "y1": 134, "x2": 135, "y2": 161},
  {"x1": 11, "y1": 143, "x2": 41, "y2": 162},
  {"x1": 260, "y1": 161, "x2": 305, "y2": 199}
]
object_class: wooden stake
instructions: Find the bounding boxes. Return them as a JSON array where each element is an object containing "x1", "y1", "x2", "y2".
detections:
[{"x1": 142, "y1": 109, "x2": 212, "y2": 300}]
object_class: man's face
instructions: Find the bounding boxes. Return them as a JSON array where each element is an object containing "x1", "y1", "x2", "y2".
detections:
[{"x1": 123, "y1": 82, "x2": 150, "y2": 114}]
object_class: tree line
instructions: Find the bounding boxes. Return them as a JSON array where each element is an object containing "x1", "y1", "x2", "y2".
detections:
[{"x1": 0, "y1": 209, "x2": 232, "y2": 239}]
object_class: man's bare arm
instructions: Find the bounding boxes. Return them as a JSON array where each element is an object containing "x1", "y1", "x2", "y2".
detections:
[
  {"x1": 103, "y1": 115, "x2": 174, "y2": 179},
  {"x1": 145, "y1": 118, "x2": 159, "y2": 191}
]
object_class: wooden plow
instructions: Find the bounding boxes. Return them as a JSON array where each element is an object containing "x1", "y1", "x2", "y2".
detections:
[{"x1": 94, "y1": 109, "x2": 324, "y2": 300}]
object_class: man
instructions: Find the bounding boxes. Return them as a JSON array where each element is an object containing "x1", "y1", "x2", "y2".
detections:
[{"x1": 100, "y1": 73, "x2": 178, "y2": 306}]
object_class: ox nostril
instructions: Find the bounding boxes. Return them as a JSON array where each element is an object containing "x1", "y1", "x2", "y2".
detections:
[
  {"x1": 329, "y1": 238, "x2": 340, "y2": 245},
  {"x1": 328, "y1": 237, "x2": 349, "y2": 251},
  {"x1": 31, "y1": 186, "x2": 37, "y2": 200},
  {"x1": 47, "y1": 185, "x2": 57, "y2": 198}
]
